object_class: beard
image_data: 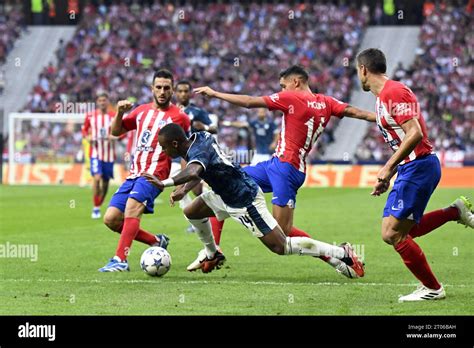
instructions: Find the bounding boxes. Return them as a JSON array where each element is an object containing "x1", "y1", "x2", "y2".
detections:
[{"x1": 154, "y1": 95, "x2": 171, "y2": 107}]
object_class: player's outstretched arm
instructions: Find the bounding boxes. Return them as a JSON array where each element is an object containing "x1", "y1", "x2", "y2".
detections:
[
  {"x1": 111, "y1": 100, "x2": 133, "y2": 136},
  {"x1": 342, "y1": 105, "x2": 376, "y2": 122},
  {"x1": 143, "y1": 163, "x2": 204, "y2": 190},
  {"x1": 194, "y1": 86, "x2": 266, "y2": 109},
  {"x1": 143, "y1": 164, "x2": 204, "y2": 205}
]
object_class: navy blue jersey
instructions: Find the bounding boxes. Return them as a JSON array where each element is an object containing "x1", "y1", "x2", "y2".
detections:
[
  {"x1": 184, "y1": 103, "x2": 212, "y2": 133},
  {"x1": 249, "y1": 119, "x2": 276, "y2": 155},
  {"x1": 185, "y1": 132, "x2": 259, "y2": 208}
]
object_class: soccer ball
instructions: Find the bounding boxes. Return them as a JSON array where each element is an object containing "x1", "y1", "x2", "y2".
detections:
[{"x1": 140, "y1": 246, "x2": 171, "y2": 277}]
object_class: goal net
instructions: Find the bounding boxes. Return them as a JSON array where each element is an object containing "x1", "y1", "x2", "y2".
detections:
[{"x1": 6, "y1": 113, "x2": 127, "y2": 185}]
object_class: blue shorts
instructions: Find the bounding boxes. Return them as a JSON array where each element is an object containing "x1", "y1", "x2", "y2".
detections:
[
  {"x1": 109, "y1": 177, "x2": 162, "y2": 214},
  {"x1": 243, "y1": 157, "x2": 306, "y2": 208},
  {"x1": 384, "y1": 154, "x2": 441, "y2": 223},
  {"x1": 90, "y1": 158, "x2": 114, "y2": 180}
]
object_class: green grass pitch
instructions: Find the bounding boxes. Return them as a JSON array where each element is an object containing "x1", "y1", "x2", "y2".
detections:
[{"x1": 0, "y1": 185, "x2": 472, "y2": 315}]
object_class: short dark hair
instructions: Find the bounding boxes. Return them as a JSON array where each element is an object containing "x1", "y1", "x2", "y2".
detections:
[
  {"x1": 96, "y1": 92, "x2": 109, "y2": 99},
  {"x1": 159, "y1": 123, "x2": 187, "y2": 142},
  {"x1": 176, "y1": 80, "x2": 192, "y2": 90},
  {"x1": 279, "y1": 65, "x2": 309, "y2": 82},
  {"x1": 153, "y1": 69, "x2": 174, "y2": 85},
  {"x1": 356, "y1": 48, "x2": 387, "y2": 74}
]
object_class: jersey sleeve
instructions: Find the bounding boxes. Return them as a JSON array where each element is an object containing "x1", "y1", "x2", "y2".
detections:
[
  {"x1": 324, "y1": 95, "x2": 348, "y2": 118},
  {"x1": 82, "y1": 114, "x2": 91, "y2": 137},
  {"x1": 387, "y1": 87, "x2": 419, "y2": 125},
  {"x1": 262, "y1": 91, "x2": 294, "y2": 112},
  {"x1": 186, "y1": 138, "x2": 211, "y2": 171},
  {"x1": 122, "y1": 106, "x2": 139, "y2": 131}
]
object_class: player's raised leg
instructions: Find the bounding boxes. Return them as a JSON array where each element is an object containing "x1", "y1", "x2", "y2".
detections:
[
  {"x1": 409, "y1": 196, "x2": 473, "y2": 238},
  {"x1": 199, "y1": 189, "x2": 364, "y2": 277},
  {"x1": 451, "y1": 196, "x2": 474, "y2": 228},
  {"x1": 267, "y1": 160, "x2": 352, "y2": 276},
  {"x1": 194, "y1": 158, "x2": 351, "y2": 276}
]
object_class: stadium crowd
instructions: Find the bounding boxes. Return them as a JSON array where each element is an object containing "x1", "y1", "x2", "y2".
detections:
[
  {"x1": 355, "y1": 2, "x2": 473, "y2": 165},
  {"x1": 22, "y1": 1, "x2": 369, "y2": 160},
  {"x1": 14, "y1": 119, "x2": 83, "y2": 164},
  {"x1": 0, "y1": 1, "x2": 25, "y2": 94}
]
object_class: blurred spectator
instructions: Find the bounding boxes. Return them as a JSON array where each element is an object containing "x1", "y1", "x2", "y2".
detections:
[
  {"x1": 0, "y1": 1, "x2": 24, "y2": 66},
  {"x1": 13, "y1": 119, "x2": 84, "y2": 164},
  {"x1": 356, "y1": 1, "x2": 473, "y2": 164},
  {"x1": 23, "y1": 1, "x2": 368, "y2": 156}
]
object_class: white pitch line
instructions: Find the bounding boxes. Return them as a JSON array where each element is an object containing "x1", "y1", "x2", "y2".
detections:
[{"x1": 0, "y1": 278, "x2": 470, "y2": 288}]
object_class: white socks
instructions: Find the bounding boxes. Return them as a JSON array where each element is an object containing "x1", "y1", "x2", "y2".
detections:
[
  {"x1": 187, "y1": 218, "x2": 217, "y2": 258},
  {"x1": 284, "y1": 237, "x2": 345, "y2": 259}
]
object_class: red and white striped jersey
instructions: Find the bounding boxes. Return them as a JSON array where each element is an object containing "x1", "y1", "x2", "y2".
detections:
[
  {"x1": 126, "y1": 130, "x2": 137, "y2": 155},
  {"x1": 122, "y1": 103, "x2": 191, "y2": 180},
  {"x1": 263, "y1": 91, "x2": 347, "y2": 173},
  {"x1": 82, "y1": 110, "x2": 116, "y2": 162},
  {"x1": 375, "y1": 80, "x2": 433, "y2": 164}
]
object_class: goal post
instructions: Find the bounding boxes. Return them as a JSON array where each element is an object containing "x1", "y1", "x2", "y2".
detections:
[{"x1": 6, "y1": 112, "x2": 127, "y2": 185}]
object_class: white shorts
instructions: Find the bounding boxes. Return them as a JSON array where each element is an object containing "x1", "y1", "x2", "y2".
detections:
[
  {"x1": 200, "y1": 189, "x2": 278, "y2": 238},
  {"x1": 251, "y1": 153, "x2": 271, "y2": 166}
]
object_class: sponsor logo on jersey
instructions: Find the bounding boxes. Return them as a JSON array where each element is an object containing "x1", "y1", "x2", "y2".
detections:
[{"x1": 140, "y1": 130, "x2": 152, "y2": 146}]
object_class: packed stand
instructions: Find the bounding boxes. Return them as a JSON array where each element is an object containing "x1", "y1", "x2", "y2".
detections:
[
  {"x1": 23, "y1": 1, "x2": 369, "y2": 161},
  {"x1": 0, "y1": 1, "x2": 25, "y2": 94},
  {"x1": 13, "y1": 119, "x2": 84, "y2": 164},
  {"x1": 355, "y1": 2, "x2": 473, "y2": 165}
]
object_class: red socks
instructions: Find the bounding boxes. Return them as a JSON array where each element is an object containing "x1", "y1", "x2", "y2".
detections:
[
  {"x1": 394, "y1": 236, "x2": 441, "y2": 290},
  {"x1": 409, "y1": 207, "x2": 459, "y2": 238},
  {"x1": 289, "y1": 226, "x2": 311, "y2": 238},
  {"x1": 392, "y1": 207, "x2": 459, "y2": 289},
  {"x1": 98, "y1": 195, "x2": 106, "y2": 206},
  {"x1": 93, "y1": 195, "x2": 101, "y2": 207},
  {"x1": 115, "y1": 222, "x2": 157, "y2": 246},
  {"x1": 210, "y1": 217, "x2": 224, "y2": 245},
  {"x1": 135, "y1": 230, "x2": 158, "y2": 245},
  {"x1": 115, "y1": 217, "x2": 140, "y2": 261}
]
